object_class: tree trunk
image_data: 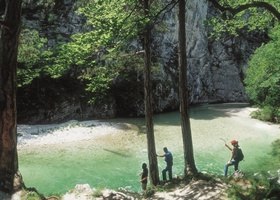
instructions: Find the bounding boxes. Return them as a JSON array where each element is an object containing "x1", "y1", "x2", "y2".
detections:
[
  {"x1": 143, "y1": 0, "x2": 160, "y2": 186},
  {"x1": 178, "y1": 0, "x2": 197, "y2": 176},
  {"x1": 0, "y1": 0, "x2": 22, "y2": 193}
]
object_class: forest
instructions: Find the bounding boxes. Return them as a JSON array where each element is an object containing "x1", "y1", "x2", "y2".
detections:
[{"x1": 0, "y1": 0, "x2": 280, "y2": 199}]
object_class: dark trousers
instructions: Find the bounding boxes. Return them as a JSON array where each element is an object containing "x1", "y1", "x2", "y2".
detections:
[
  {"x1": 224, "y1": 160, "x2": 239, "y2": 176},
  {"x1": 162, "y1": 164, "x2": 172, "y2": 180}
]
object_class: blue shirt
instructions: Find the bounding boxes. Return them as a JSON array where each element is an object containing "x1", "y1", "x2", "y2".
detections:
[{"x1": 164, "y1": 151, "x2": 173, "y2": 166}]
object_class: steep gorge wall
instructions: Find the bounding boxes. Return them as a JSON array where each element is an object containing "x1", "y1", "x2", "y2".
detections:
[
  {"x1": 17, "y1": 0, "x2": 267, "y2": 123},
  {"x1": 153, "y1": 0, "x2": 266, "y2": 111}
]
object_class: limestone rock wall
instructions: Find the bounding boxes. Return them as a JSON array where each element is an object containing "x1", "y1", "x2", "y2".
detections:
[
  {"x1": 17, "y1": 0, "x2": 267, "y2": 123},
  {"x1": 153, "y1": 0, "x2": 265, "y2": 110}
]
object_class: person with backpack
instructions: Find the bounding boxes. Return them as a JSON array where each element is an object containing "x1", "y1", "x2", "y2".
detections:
[
  {"x1": 224, "y1": 139, "x2": 244, "y2": 176},
  {"x1": 157, "y1": 147, "x2": 173, "y2": 181}
]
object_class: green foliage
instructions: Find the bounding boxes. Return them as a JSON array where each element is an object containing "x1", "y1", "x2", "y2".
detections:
[
  {"x1": 17, "y1": 1, "x2": 169, "y2": 103},
  {"x1": 250, "y1": 106, "x2": 275, "y2": 122},
  {"x1": 226, "y1": 175, "x2": 270, "y2": 200},
  {"x1": 271, "y1": 139, "x2": 280, "y2": 159},
  {"x1": 245, "y1": 25, "x2": 280, "y2": 122},
  {"x1": 18, "y1": 29, "x2": 47, "y2": 65},
  {"x1": 45, "y1": 0, "x2": 142, "y2": 103},
  {"x1": 77, "y1": 0, "x2": 142, "y2": 40},
  {"x1": 46, "y1": 0, "x2": 165, "y2": 103},
  {"x1": 207, "y1": 0, "x2": 280, "y2": 38},
  {"x1": 207, "y1": 0, "x2": 280, "y2": 123},
  {"x1": 22, "y1": 0, "x2": 55, "y2": 7},
  {"x1": 81, "y1": 67, "x2": 118, "y2": 103},
  {"x1": 17, "y1": 29, "x2": 51, "y2": 87}
]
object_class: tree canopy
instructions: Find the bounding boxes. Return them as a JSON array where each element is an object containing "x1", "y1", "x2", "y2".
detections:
[
  {"x1": 17, "y1": 0, "x2": 174, "y2": 103},
  {"x1": 245, "y1": 25, "x2": 280, "y2": 121},
  {"x1": 209, "y1": 0, "x2": 280, "y2": 122},
  {"x1": 208, "y1": 0, "x2": 280, "y2": 38},
  {"x1": 16, "y1": 0, "x2": 280, "y2": 122},
  {"x1": 17, "y1": 29, "x2": 50, "y2": 87}
]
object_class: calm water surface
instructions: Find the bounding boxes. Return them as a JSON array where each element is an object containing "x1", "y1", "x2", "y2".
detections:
[{"x1": 18, "y1": 103, "x2": 280, "y2": 195}]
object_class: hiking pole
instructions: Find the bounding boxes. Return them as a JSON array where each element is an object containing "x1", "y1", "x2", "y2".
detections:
[
  {"x1": 220, "y1": 138, "x2": 231, "y2": 150},
  {"x1": 219, "y1": 138, "x2": 226, "y2": 144}
]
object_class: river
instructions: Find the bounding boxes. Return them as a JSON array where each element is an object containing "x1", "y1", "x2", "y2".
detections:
[{"x1": 18, "y1": 103, "x2": 280, "y2": 195}]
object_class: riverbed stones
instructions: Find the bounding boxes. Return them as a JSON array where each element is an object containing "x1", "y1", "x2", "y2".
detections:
[
  {"x1": 62, "y1": 185, "x2": 135, "y2": 200},
  {"x1": 62, "y1": 184, "x2": 95, "y2": 200}
]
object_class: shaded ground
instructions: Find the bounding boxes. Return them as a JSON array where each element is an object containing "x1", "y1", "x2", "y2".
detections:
[
  {"x1": 151, "y1": 179, "x2": 228, "y2": 200},
  {"x1": 1, "y1": 177, "x2": 228, "y2": 200}
]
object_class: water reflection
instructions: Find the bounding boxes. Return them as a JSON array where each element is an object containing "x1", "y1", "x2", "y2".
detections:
[{"x1": 18, "y1": 103, "x2": 280, "y2": 195}]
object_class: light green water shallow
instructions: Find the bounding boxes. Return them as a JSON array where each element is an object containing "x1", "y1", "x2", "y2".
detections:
[{"x1": 18, "y1": 103, "x2": 280, "y2": 195}]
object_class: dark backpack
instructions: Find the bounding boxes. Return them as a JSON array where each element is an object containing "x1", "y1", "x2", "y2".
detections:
[
  {"x1": 165, "y1": 152, "x2": 173, "y2": 165},
  {"x1": 236, "y1": 148, "x2": 244, "y2": 161}
]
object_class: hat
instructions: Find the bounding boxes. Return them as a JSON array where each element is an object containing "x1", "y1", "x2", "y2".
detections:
[{"x1": 231, "y1": 140, "x2": 238, "y2": 145}]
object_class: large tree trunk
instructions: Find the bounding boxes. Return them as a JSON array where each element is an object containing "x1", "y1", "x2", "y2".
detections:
[
  {"x1": 0, "y1": 0, "x2": 22, "y2": 193},
  {"x1": 178, "y1": 0, "x2": 197, "y2": 176},
  {"x1": 143, "y1": 0, "x2": 160, "y2": 186}
]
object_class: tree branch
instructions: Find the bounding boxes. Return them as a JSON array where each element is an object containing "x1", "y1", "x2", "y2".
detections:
[
  {"x1": 208, "y1": 0, "x2": 280, "y2": 21},
  {"x1": 152, "y1": 0, "x2": 179, "y2": 25}
]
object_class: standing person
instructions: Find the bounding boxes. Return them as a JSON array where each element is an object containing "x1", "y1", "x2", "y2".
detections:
[
  {"x1": 157, "y1": 147, "x2": 173, "y2": 181},
  {"x1": 224, "y1": 139, "x2": 244, "y2": 176},
  {"x1": 140, "y1": 163, "x2": 148, "y2": 191}
]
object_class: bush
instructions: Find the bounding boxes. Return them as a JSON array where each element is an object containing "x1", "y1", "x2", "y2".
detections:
[
  {"x1": 274, "y1": 108, "x2": 280, "y2": 123},
  {"x1": 250, "y1": 106, "x2": 280, "y2": 123},
  {"x1": 245, "y1": 25, "x2": 280, "y2": 123}
]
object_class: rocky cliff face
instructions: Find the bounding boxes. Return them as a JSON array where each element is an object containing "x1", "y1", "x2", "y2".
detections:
[
  {"x1": 17, "y1": 0, "x2": 267, "y2": 123},
  {"x1": 184, "y1": 0, "x2": 264, "y2": 103},
  {"x1": 153, "y1": 0, "x2": 266, "y2": 107}
]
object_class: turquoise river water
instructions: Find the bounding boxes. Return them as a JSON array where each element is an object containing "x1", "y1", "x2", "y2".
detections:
[{"x1": 18, "y1": 103, "x2": 280, "y2": 195}]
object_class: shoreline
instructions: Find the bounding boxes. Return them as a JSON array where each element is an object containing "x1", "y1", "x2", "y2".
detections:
[
  {"x1": 17, "y1": 120, "x2": 133, "y2": 148},
  {"x1": 13, "y1": 104, "x2": 280, "y2": 199},
  {"x1": 17, "y1": 104, "x2": 279, "y2": 150}
]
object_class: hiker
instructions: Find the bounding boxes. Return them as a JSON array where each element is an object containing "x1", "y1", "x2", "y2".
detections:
[
  {"x1": 140, "y1": 163, "x2": 148, "y2": 191},
  {"x1": 157, "y1": 147, "x2": 173, "y2": 181},
  {"x1": 224, "y1": 139, "x2": 244, "y2": 176}
]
